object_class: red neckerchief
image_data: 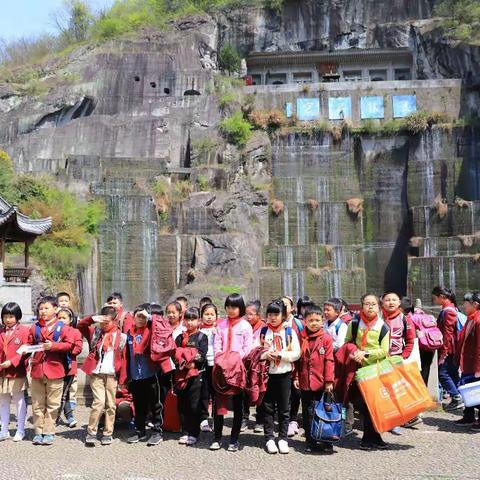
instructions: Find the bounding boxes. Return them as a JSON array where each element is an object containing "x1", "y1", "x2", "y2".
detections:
[
  {"x1": 101, "y1": 323, "x2": 117, "y2": 352},
  {"x1": 182, "y1": 329, "x2": 199, "y2": 347},
  {"x1": 382, "y1": 308, "x2": 402, "y2": 322},
  {"x1": 227, "y1": 317, "x2": 242, "y2": 351},
  {"x1": 301, "y1": 327, "x2": 323, "y2": 356},
  {"x1": 360, "y1": 312, "x2": 378, "y2": 350},
  {"x1": 251, "y1": 318, "x2": 264, "y2": 332},
  {"x1": 268, "y1": 322, "x2": 284, "y2": 333},
  {"x1": 129, "y1": 324, "x2": 151, "y2": 355},
  {"x1": 201, "y1": 323, "x2": 216, "y2": 330}
]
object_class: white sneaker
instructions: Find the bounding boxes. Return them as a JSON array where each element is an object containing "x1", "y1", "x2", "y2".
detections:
[
  {"x1": 0, "y1": 432, "x2": 10, "y2": 442},
  {"x1": 200, "y1": 420, "x2": 212, "y2": 432},
  {"x1": 287, "y1": 421, "x2": 299, "y2": 437},
  {"x1": 278, "y1": 439, "x2": 289, "y2": 454},
  {"x1": 178, "y1": 435, "x2": 188, "y2": 444},
  {"x1": 185, "y1": 436, "x2": 197, "y2": 446},
  {"x1": 13, "y1": 431, "x2": 25, "y2": 442},
  {"x1": 266, "y1": 439, "x2": 278, "y2": 454}
]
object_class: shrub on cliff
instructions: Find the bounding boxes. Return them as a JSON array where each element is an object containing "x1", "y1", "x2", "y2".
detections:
[
  {"x1": 434, "y1": 0, "x2": 480, "y2": 43},
  {"x1": 219, "y1": 111, "x2": 253, "y2": 147},
  {"x1": 249, "y1": 110, "x2": 287, "y2": 132},
  {"x1": 218, "y1": 44, "x2": 241, "y2": 75}
]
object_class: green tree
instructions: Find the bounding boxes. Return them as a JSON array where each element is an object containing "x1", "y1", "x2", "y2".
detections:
[
  {"x1": 218, "y1": 44, "x2": 241, "y2": 75},
  {"x1": 52, "y1": 0, "x2": 93, "y2": 44}
]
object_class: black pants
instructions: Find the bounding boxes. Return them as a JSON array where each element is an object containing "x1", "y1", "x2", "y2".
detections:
[
  {"x1": 420, "y1": 350, "x2": 434, "y2": 386},
  {"x1": 290, "y1": 382, "x2": 301, "y2": 423},
  {"x1": 201, "y1": 365, "x2": 214, "y2": 421},
  {"x1": 354, "y1": 388, "x2": 383, "y2": 444},
  {"x1": 177, "y1": 374, "x2": 206, "y2": 438},
  {"x1": 128, "y1": 375, "x2": 163, "y2": 435},
  {"x1": 300, "y1": 390, "x2": 323, "y2": 446},
  {"x1": 262, "y1": 372, "x2": 291, "y2": 441},
  {"x1": 214, "y1": 393, "x2": 243, "y2": 443},
  {"x1": 243, "y1": 394, "x2": 265, "y2": 424},
  {"x1": 59, "y1": 375, "x2": 75, "y2": 421}
]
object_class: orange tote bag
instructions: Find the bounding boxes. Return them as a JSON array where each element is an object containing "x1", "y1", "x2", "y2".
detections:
[{"x1": 355, "y1": 356, "x2": 434, "y2": 433}]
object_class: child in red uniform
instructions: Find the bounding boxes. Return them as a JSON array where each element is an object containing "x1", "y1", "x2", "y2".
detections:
[
  {"x1": 294, "y1": 304, "x2": 335, "y2": 453},
  {"x1": 78, "y1": 306, "x2": 127, "y2": 447},
  {"x1": 456, "y1": 292, "x2": 480, "y2": 429},
  {"x1": 27, "y1": 296, "x2": 74, "y2": 445},
  {"x1": 56, "y1": 308, "x2": 83, "y2": 428},
  {"x1": 175, "y1": 307, "x2": 208, "y2": 446},
  {"x1": 432, "y1": 286, "x2": 463, "y2": 410},
  {"x1": 0, "y1": 302, "x2": 29, "y2": 442}
]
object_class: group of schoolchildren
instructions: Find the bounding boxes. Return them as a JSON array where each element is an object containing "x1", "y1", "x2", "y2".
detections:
[{"x1": 0, "y1": 285, "x2": 479, "y2": 453}]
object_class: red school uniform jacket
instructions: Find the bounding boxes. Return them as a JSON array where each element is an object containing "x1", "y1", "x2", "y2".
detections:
[
  {"x1": 438, "y1": 305, "x2": 458, "y2": 359},
  {"x1": 0, "y1": 323, "x2": 30, "y2": 378},
  {"x1": 295, "y1": 332, "x2": 335, "y2": 392},
  {"x1": 77, "y1": 316, "x2": 126, "y2": 381},
  {"x1": 456, "y1": 311, "x2": 480, "y2": 375},
  {"x1": 66, "y1": 328, "x2": 84, "y2": 376},
  {"x1": 28, "y1": 321, "x2": 74, "y2": 380}
]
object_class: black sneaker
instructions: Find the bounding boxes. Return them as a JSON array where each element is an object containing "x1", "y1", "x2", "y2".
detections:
[
  {"x1": 360, "y1": 441, "x2": 374, "y2": 451},
  {"x1": 101, "y1": 435, "x2": 113, "y2": 446},
  {"x1": 147, "y1": 432, "x2": 163, "y2": 446},
  {"x1": 445, "y1": 396, "x2": 464, "y2": 411},
  {"x1": 318, "y1": 442, "x2": 334, "y2": 454},
  {"x1": 454, "y1": 417, "x2": 475, "y2": 426},
  {"x1": 470, "y1": 421, "x2": 480, "y2": 432},
  {"x1": 127, "y1": 433, "x2": 147, "y2": 444},
  {"x1": 373, "y1": 440, "x2": 390, "y2": 450}
]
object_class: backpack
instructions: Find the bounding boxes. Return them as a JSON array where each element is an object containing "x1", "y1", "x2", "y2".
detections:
[
  {"x1": 351, "y1": 316, "x2": 389, "y2": 346},
  {"x1": 409, "y1": 311, "x2": 443, "y2": 352},
  {"x1": 294, "y1": 317, "x2": 304, "y2": 333},
  {"x1": 310, "y1": 393, "x2": 345, "y2": 443},
  {"x1": 150, "y1": 315, "x2": 176, "y2": 362},
  {"x1": 260, "y1": 325, "x2": 293, "y2": 350},
  {"x1": 34, "y1": 321, "x2": 72, "y2": 371},
  {"x1": 243, "y1": 346, "x2": 269, "y2": 406},
  {"x1": 442, "y1": 306, "x2": 467, "y2": 340}
]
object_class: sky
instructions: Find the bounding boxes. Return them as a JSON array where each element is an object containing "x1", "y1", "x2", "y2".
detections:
[{"x1": 0, "y1": 0, "x2": 115, "y2": 42}]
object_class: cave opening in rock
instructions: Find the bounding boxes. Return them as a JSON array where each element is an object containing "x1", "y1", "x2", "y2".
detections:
[
  {"x1": 164, "y1": 87, "x2": 170, "y2": 94},
  {"x1": 184, "y1": 89, "x2": 201, "y2": 96},
  {"x1": 134, "y1": 75, "x2": 140, "y2": 81},
  {"x1": 150, "y1": 81, "x2": 157, "y2": 88}
]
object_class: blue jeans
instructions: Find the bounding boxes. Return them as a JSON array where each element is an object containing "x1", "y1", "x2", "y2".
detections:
[{"x1": 438, "y1": 355, "x2": 460, "y2": 397}]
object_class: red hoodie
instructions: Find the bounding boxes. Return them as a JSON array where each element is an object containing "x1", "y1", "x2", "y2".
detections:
[{"x1": 456, "y1": 310, "x2": 480, "y2": 375}]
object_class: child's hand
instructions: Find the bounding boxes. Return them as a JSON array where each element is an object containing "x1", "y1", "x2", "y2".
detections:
[
  {"x1": 0, "y1": 361, "x2": 11, "y2": 370},
  {"x1": 293, "y1": 379, "x2": 300, "y2": 389},
  {"x1": 186, "y1": 362, "x2": 195, "y2": 370},
  {"x1": 325, "y1": 382, "x2": 334, "y2": 393},
  {"x1": 351, "y1": 351, "x2": 366, "y2": 363},
  {"x1": 265, "y1": 352, "x2": 277, "y2": 362},
  {"x1": 43, "y1": 341, "x2": 53, "y2": 351}
]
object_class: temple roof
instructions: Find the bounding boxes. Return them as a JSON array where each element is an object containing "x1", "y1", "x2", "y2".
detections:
[
  {"x1": 0, "y1": 196, "x2": 52, "y2": 242},
  {"x1": 247, "y1": 48, "x2": 412, "y2": 68}
]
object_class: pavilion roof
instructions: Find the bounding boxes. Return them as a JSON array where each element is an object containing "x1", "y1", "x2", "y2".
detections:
[{"x1": 0, "y1": 196, "x2": 52, "y2": 242}]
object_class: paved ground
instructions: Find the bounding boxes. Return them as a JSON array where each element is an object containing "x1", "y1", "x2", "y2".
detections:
[{"x1": 0, "y1": 407, "x2": 478, "y2": 480}]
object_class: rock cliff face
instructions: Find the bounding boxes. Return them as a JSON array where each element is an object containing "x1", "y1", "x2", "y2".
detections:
[{"x1": 0, "y1": 1, "x2": 479, "y2": 310}]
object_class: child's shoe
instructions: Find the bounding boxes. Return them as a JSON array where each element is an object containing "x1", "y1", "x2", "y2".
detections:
[
  {"x1": 200, "y1": 419, "x2": 212, "y2": 432},
  {"x1": 13, "y1": 431, "x2": 25, "y2": 442},
  {"x1": 0, "y1": 431, "x2": 11, "y2": 442},
  {"x1": 127, "y1": 432, "x2": 147, "y2": 443},
  {"x1": 42, "y1": 434, "x2": 55, "y2": 445},
  {"x1": 390, "y1": 426, "x2": 402, "y2": 435},
  {"x1": 287, "y1": 421, "x2": 299, "y2": 437},
  {"x1": 32, "y1": 434, "x2": 43, "y2": 445},
  {"x1": 147, "y1": 432, "x2": 163, "y2": 446},
  {"x1": 444, "y1": 395, "x2": 464, "y2": 411},
  {"x1": 185, "y1": 436, "x2": 197, "y2": 446},
  {"x1": 178, "y1": 434, "x2": 189, "y2": 444},
  {"x1": 85, "y1": 433, "x2": 97, "y2": 446},
  {"x1": 254, "y1": 424, "x2": 263, "y2": 433},
  {"x1": 227, "y1": 442, "x2": 239, "y2": 452},
  {"x1": 278, "y1": 439, "x2": 289, "y2": 454},
  {"x1": 240, "y1": 418, "x2": 248, "y2": 432},
  {"x1": 66, "y1": 416, "x2": 77, "y2": 428},
  {"x1": 209, "y1": 441, "x2": 222, "y2": 450},
  {"x1": 266, "y1": 439, "x2": 278, "y2": 454},
  {"x1": 101, "y1": 435, "x2": 113, "y2": 446}
]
